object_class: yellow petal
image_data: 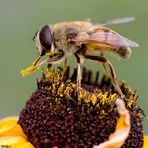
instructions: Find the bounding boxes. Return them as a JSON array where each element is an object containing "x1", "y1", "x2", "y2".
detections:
[
  {"x1": 144, "y1": 136, "x2": 148, "y2": 148},
  {"x1": 0, "y1": 136, "x2": 34, "y2": 148},
  {"x1": 94, "y1": 98, "x2": 130, "y2": 148},
  {"x1": 0, "y1": 116, "x2": 25, "y2": 137},
  {"x1": 0, "y1": 117, "x2": 34, "y2": 147}
]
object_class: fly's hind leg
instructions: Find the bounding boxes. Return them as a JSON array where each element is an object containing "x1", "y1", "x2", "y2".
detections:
[
  {"x1": 100, "y1": 52, "x2": 116, "y2": 86},
  {"x1": 100, "y1": 52, "x2": 108, "y2": 77},
  {"x1": 85, "y1": 55, "x2": 125, "y2": 98}
]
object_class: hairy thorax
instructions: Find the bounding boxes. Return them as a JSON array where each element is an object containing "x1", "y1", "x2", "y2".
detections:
[{"x1": 53, "y1": 21, "x2": 92, "y2": 55}]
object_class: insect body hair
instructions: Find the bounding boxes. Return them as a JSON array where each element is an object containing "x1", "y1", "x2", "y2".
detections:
[{"x1": 115, "y1": 47, "x2": 132, "y2": 59}]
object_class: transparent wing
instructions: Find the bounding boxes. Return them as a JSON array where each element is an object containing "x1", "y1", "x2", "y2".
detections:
[
  {"x1": 75, "y1": 31, "x2": 139, "y2": 48},
  {"x1": 96, "y1": 16, "x2": 135, "y2": 26}
]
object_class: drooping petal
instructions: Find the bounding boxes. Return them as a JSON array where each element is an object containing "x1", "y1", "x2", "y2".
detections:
[{"x1": 94, "y1": 98, "x2": 130, "y2": 148}]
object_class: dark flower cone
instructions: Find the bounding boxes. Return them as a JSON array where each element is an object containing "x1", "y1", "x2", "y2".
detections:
[{"x1": 18, "y1": 67, "x2": 144, "y2": 148}]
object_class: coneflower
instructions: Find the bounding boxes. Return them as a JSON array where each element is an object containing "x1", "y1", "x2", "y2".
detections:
[{"x1": 17, "y1": 66, "x2": 144, "y2": 148}]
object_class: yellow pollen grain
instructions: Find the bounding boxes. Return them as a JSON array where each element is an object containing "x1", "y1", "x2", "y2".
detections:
[
  {"x1": 91, "y1": 94, "x2": 97, "y2": 105},
  {"x1": 110, "y1": 94, "x2": 117, "y2": 101},
  {"x1": 57, "y1": 83, "x2": 65, "y2": 96},
  {"x1": 64, "y1": 85, "x2": 72, "y2": 94},
  {"x1": 99, "y1": 93, "x2": 108, "y2": 105},
  {"x1": 78, "y1": 91, "x2": 86, "y2": 101},
  {"x1": 85, "y1": 93, "x2": 91, "y2": 103},
  {"x1": 100, "y1": 110, "x2": 105, "y2": 117}
]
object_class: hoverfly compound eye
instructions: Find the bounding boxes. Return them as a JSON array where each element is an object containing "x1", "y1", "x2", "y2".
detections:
[{"x1": 39, "y1": 25, "x2": 52, "y2": 52}]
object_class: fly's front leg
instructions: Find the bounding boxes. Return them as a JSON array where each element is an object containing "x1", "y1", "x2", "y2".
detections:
[
  {"x1": 20, "y1": 56, "x2": 42, "y2": 76},
  {"x1": 21, "y1": 51, "x2": 65, "y2": 76},
  {"x1": 38, "y1": 51, "x2": 65, "y2": 67},
  {"x1": 85, "y1": 55, "x2": 125, "y2": 98}
]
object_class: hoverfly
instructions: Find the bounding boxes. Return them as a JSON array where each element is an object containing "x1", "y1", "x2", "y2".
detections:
[{"x1": 21, "y1": 17, "x2": 139, "y2": 98}]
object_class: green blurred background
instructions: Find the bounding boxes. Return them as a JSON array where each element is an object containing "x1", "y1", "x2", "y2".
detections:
[{"x1": 0, "y1": 0, "x2": 147, "y2": 134}]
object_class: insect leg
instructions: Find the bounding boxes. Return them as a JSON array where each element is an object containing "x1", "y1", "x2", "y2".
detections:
[
  {"x1": 62, "y1": 58, "x2": 67, "y2": 75},
  {"x1": 21, "y1": 52, "x2": 65, "y2": 76},
  {"x1": 38, "y1": 51, "x2": 65, "y2": 67},
  {"x1": 100, "y1": 52, "x2": 108, "y2": 76},
  {"x1": 33, "y1": 56, "x2": 42, "y2": 66},
  {"x1": 64, "y1": 58, "x2": 67, "y2": 68},
  {"x1": 75, "y1": 53, "x2": 83, "y2": 88},
  {"x1": 20, "y1": 56, "x2": 42, "y2": 76},
  {"x1": 84, "y1": 55, "x2": 125, "y2": 98}
]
